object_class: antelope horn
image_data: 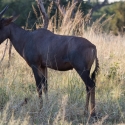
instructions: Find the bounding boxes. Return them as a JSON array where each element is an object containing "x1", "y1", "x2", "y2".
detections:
[{"x1": 0, "y1": 5, "x2": 9, "y2": 18}]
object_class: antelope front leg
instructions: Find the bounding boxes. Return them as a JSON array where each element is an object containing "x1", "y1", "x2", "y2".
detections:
[
  {"x1": 42, "y1": 84, "x2": 48, "y2": 104},
  {"x1": 39, "y1": 67, "x2": 48, "y2": 105},
  {"x1": 37, "y1": 87, "x2": 43, "y2": 109},
  {"x1": 42, "y1": 67, "x2": 48, "y2": 104},
  {"x1": 32, "y1": 66, "x2": 43, "y2": 109}
]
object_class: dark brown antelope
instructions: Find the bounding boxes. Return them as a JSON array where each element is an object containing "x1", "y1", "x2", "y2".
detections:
[{"x1": 0, "y1": 6, "x2": 99, "y2": 117}]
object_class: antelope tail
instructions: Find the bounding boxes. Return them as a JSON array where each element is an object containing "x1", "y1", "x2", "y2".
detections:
[{"x1": 91, "y1": 56, "x2": 99, "y2": 82}]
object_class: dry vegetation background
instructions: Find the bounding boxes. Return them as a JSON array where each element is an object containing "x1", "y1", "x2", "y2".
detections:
[{"x1": 0, "y1": 5, "x2": 125, "y2": 125}]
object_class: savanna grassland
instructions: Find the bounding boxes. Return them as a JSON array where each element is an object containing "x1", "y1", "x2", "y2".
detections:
[{"x1": 0, "y1": 8, "x2": 125, "y2": 125}]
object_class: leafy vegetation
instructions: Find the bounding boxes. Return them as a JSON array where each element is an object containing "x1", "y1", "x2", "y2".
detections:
[
  {"x1": 0, "y1": 0, "x2": 91, "y2": 29},
  {"x1": 93, "y1": 1, "x2": 125, "y2": 35},
  {"x1": 1, "y1": 0, "x2": 125, "y2": 34},
  {"x1": 0, "y1": 0, "x2": 36, "y2": 27}
]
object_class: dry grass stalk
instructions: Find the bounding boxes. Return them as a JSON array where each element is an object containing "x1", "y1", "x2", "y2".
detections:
[{"x1": 0, "y1": 39, "x2": 8, "y2": 64}]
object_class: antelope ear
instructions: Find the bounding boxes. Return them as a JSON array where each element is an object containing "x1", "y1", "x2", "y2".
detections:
[{"x1": 3, "y1": 15, "x2": 19, "y2": 26}]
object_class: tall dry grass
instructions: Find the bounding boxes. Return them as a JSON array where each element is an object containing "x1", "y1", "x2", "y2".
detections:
[{"x1": 0, "y1": 3, "x2": 125, "y2": 125}]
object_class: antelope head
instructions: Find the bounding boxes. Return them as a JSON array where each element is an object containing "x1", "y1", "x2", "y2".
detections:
[{"x1": 0, "y1": 5, "x2": 18, "y2": 44}]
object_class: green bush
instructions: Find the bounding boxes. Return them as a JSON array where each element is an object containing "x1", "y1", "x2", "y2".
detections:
[{"x1": 93, "y1": 1, "x2": 125, "y2": 35}]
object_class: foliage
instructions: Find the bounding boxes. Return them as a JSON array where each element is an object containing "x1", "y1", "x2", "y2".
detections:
[
  {"x1": 0, "y1": 0, "x2": 37, "y2": 28},
  {"x1": 0, "y1": 0, "x2": 91, "y2": 29},
  {"x1": 93, "y1": 1, "x2": 125, "y2": 35},
  {"x1": 1, "y1": 0, "x2": 125, "y2": 34}
]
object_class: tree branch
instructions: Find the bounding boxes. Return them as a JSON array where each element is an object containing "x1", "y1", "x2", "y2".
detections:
[{"x1": 36, "y1": 0, "x2": 49, "y2": 29}]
